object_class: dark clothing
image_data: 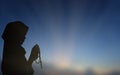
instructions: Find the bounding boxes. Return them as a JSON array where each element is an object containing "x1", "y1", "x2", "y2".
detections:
[
  {"x1": 1, "y1": 21, "x2": 34, "y2": 75},
  {"x1": 1, "y1": 43, "x2": 34, "y2": 75}
]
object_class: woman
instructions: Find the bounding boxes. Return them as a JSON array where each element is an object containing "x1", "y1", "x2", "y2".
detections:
[{"x1": 1, "y1": 21, "x2": 39, "y2": 75}]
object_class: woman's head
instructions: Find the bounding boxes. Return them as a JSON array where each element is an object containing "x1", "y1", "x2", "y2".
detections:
[{"x1": 2, "y1": 21, "x2": 29, "y2": 44}]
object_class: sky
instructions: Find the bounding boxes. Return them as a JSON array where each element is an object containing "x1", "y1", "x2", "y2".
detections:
[{"x1": 0, "y1": 0, "x2": 120, "y2": 74}]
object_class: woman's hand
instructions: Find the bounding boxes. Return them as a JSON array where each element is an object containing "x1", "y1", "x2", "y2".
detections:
[{"x1": 29, "y1": 44, "x2": 40, "y2": 62}]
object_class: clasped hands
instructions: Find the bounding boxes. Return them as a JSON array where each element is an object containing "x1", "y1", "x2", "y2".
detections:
[{"x1": 29, "y1": 44, "x2": 40, "y2": 63}]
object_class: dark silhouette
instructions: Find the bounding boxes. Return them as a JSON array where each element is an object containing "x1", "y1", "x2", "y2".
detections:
[{"x1": 1, "y1": 21, "x2": 40, "y2": 75}]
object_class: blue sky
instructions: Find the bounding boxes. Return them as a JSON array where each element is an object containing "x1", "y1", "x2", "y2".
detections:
[{"x1": 0, "y1": 0, "x2": 120, "y2": 73}]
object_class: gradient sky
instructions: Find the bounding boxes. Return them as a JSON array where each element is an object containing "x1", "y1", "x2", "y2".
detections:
[{"x1": 0, "y1": 0, "x2": 120, "y2": 73}]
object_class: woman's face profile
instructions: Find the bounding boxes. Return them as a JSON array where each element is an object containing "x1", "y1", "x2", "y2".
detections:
[
  {"x1": 2, "y1": 21, "x2": 29, "y2": 44},
  {"x1": 19, "y1": 37, "x2": 26, "y2": 45}
]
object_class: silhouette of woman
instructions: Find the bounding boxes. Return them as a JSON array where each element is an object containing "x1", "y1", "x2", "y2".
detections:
[{"x1": 1, "y1": 21, "x2": 39, "y2": 75}]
